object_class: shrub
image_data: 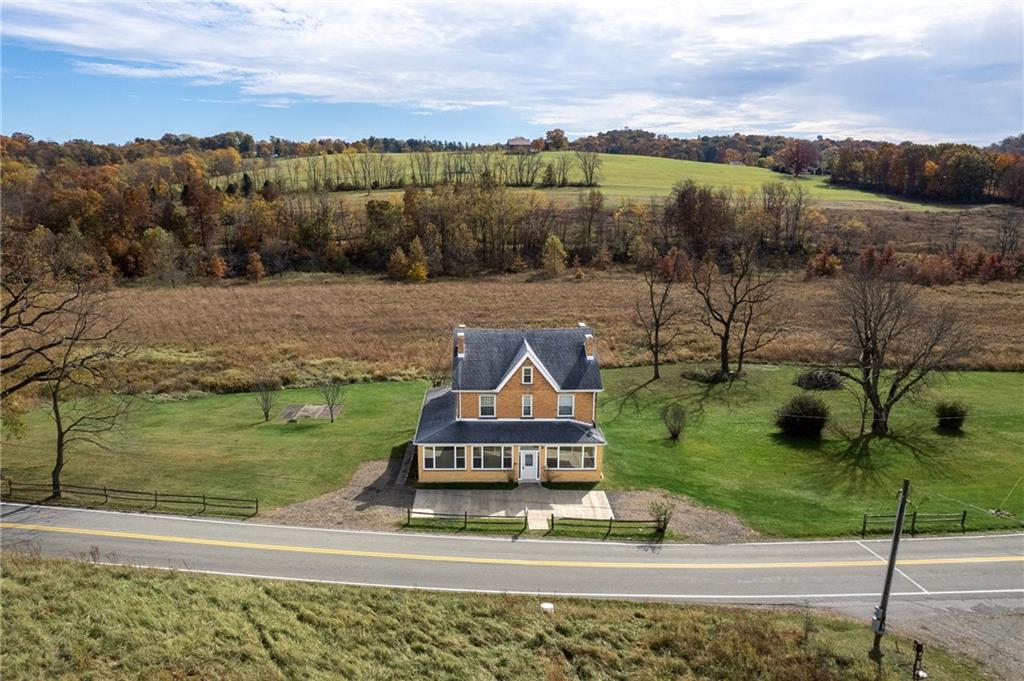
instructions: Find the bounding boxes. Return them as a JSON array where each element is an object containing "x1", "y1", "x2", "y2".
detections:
[
  {"x1": 935, "y1": 400, "x2": 968, "y2": 431},
  {"x1": 244, "y1": 252, "x2": 265, "y2": 282},
  {"x1": 660, "y1": 403, "x2": 686, "y2": 441},
  {"x1": 386, "y1": 248, "x2": 409, "y2": 280},
  {"x1": 682, "y1": 367, "x2": 729, "y2": 384},
  {"x1": 647, "y1": 499, "x2": 674, "y2": 533},
  {"x1": 541, "y1": 234, "x2": 567, "y2": 277},
  {"x1": 774, "y1": 395, "x2": 828, "y2": 438},
  {"x1": 793, "y1": 369, "x2": 843, "y2": 391}
]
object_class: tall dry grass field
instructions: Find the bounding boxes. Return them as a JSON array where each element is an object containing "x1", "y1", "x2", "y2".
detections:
[{"x1": 109, "y1": 272, "x2": 1024, "y2": 393}]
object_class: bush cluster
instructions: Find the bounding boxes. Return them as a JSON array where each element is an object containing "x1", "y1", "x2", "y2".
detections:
[
  {"x1": 775, "y1": 395, "x2": 829, "y2": 438},
  {"x1": 934, "y1": 400, "x2": 968, "y2": 431},
  {"x1": 794, "y1": 369, "x2": 843, "y2": 391}
]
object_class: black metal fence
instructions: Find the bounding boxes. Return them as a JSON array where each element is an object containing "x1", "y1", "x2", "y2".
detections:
[
  {"x1": 548, "y1": 515, "x2": 663, "y2": 533},
  {"x1": 1, "y1": 478, "x2": 258, "y2": 517},
  {"x1": 861, "y1": 510, "x2": 966, "y2": 537},
  {"x1": 405, "y1": 508, "x2": 527, "y2": 531}
]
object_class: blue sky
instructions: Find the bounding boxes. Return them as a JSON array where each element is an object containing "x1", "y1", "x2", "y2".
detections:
[{"x1": 2, "y1": 1, "x2": 1021, "y2": 145}]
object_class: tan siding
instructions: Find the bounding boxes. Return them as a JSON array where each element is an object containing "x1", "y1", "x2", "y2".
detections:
[
  {"x1": 418, "y1": 444, "x2": 602, "y2": 483},
  {"x1": 458, "y1": 360, "x2": 599, "y2": 423}
]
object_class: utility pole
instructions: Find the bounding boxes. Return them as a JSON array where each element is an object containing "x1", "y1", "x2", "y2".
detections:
[{"x1": 871, "y1": 478, "x2": 911, "y2": 658}]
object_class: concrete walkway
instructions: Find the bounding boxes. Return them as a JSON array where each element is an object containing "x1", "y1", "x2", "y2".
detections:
[{"x1": 413, "y1": 486, "x2": 614, "y2": 530}]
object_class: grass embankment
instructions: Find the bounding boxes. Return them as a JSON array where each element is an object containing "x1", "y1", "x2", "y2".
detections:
[
  {"x1": 237, "y1": 151, "x2": 937, "y2": 208},
  {"x1": 0, "y1": 553, "x2": 986, "y2": 681},
  {"x1": 3, "y1": 366, "x2": 1021, "y2": 537},
  {"x1": 106, "y1": 272, "x2": 1024, "y2": 393}
]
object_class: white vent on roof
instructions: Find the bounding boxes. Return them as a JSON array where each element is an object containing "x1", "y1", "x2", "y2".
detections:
[{"x1": 577, "y1": 321, "x2": 587, "y2": 328}]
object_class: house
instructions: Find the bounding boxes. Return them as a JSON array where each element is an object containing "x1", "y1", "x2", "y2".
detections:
[
  {"x1": 414, "y1": 325, "x2": 605, "y2": 484},
  {"x1": 506, "y1": 136, "x2": 534, "y2": 154}
]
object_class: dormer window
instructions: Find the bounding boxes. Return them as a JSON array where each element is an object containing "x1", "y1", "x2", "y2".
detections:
[
  {"x1": 478, "y1": 394, "x2": 496, "y2": 418},
  {"x1": 557, "y1": 394, "x2": 575, "y2": 418},
  {"x1": 522, "y1": 366, "x2": 533, "y2": 384}
]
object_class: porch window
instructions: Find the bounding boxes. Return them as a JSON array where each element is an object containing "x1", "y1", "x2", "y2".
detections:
[
  {"x1": 522, "y1": 366, "x2": 533, "y2": 384},
  {"x1": 557, "y1": 394, "x2": 575, "y2": 418},
  {"x1": 521, "y1": 394, "x2": 533, "y2": 418},
  {"x1": 472, "y1": 445, "x2": 513, "y2": 470},
  {"x1": 479, "y1": 394, "x2": 496, "y2": 418},
  {"x1": 423, "y1": 446, "x2": 466, "y2": 470},
  {"x1": 545, "y1": 446, "x2": 596, "y2": 470}
]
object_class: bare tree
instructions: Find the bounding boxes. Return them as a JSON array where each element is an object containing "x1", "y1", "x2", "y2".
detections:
[
  {"x1": 686, "y1": 248, "x2": 783, "y2": 378},
  {"x1": 944, "y1": 214, "x2": 963, "y2": 257},
  {"x1": 996, "y1": 208, "x2": 1021, "y2": 258},
  {"x1": 634, "y1": 250, "x2": 684, "y2": 380},
  {"x1": 828, "y1": 272, "x2": 969, "y2": 436},
  {"x1": 42, "y1": 292, "x2": 135, "y2": 497},
  {"x1": 318, "y1": 377, "x2": 345, "y2": 423},
  {"x1": 255, "y1": 379, "x2": 278, "y2": 422},
  {"x1": 574, "y1": 151, "x2": 603, "y2": 187}
]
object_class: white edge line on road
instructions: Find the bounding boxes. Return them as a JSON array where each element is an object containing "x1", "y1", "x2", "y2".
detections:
[
  {"x1": 856, "y1": 540, "x2": 930, "y2": 594},
  {"x1": 4, "y1": 502, "x2": 1023, "y2": 549},
  {"x1": 87, "y1": 560, "x2": 1024, "y2": 601}
]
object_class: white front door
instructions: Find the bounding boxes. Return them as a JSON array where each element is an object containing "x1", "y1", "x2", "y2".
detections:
[{"x1": 518, "y1": 447, "x2": 539, "y2": 482}]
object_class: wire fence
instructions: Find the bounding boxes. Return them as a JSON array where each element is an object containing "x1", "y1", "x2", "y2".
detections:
[{"x1": 1, "y1": 478, "x2": 259, "y2": 518}]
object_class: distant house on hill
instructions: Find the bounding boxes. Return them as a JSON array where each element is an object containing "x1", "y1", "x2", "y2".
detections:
[{"x1": 506, "y1": 136, "x2": 534, "y2": 154}]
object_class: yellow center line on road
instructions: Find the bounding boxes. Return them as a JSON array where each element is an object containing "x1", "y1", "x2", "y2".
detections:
[{"x1": 3, "y1": 522, "x2": 1022, "y2": 570}]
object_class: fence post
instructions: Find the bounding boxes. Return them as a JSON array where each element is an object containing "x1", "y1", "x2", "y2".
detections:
[
  {"x1": 103, "y1": 487, "x2": 108, "y2": 504},
  {"x1": 862, "y1": 513, "x2": 868, "y2": 537},
  {"x1": 549, "y1": 514, "x2": 554, "y2": 531},
  {"x1": 608, "y1": 516, "x2": 614, "y2": 533},
  {"x1": 202, "y1": 495, "x2": 207, "y2": 513},
  {"x1": 464, "y1": 511, "x2": 468, "y2": 529},
  {"x1": 960, "y1": 510, "x2": 967, "y2": 532},
  {"x1": 407, "y1": 507, "x2": 411, "y2": 525},
  {"x1": 254, "y1": 499, "x2": 259, "y2": 516},
  {"x1": 153, "y1": 490, "x2": 158, "y2": 508}
]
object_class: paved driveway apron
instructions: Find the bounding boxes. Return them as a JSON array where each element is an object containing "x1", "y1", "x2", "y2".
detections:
[{"x1": 413, "y1": 487, "x2": 613, "y2": 529}]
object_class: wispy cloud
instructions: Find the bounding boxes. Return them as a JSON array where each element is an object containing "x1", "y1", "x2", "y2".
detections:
[{"x1": 2, "y1": 1, "x2": 1020, "y2": 142}]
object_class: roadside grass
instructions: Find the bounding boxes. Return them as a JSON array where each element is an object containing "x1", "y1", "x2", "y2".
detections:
[
  {"x1": 3, "y1": 366, "x2": 1021, "y2": 537},
  {"x1": 235, "y1": 152, "x2": 941, "y2": 208},
  {"x1": 0, "y1": 382, "x2": 423, "y2": 511},
  {"x1": 599, "y1": 365, "x2": 1024, "y2": 537},
  {"x1": 0, "y1": 553, "x2": 987, "y2": 681}
]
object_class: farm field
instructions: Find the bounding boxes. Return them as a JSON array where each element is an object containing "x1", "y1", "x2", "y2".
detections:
[
  {"x1": 4, "y1": 365, "x2": 1021, "y2": 537},
  {"x1": 101, "y1": 272, "x2": 1024, "y2": 394},
  {"x1": 224, "y1": 152, "x2": 944, "y2": 208},
  {"x1": 0, "y1": 553, "x2": 986, "y2": 681}
]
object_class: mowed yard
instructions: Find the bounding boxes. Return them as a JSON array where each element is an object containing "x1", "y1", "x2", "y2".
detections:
[{"x1": 3, "y1": 365, "x2": 1021, "y2": 537}]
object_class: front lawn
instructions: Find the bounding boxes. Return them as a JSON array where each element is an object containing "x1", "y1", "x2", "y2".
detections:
[
  {"x1": 599, "y1": 365, "x2": 1024, "y2": 536},
  {"x1": 3, "y1": 365, "x2": 1021, "y2": 537},
  {"x1": 1, "y1": 381, "x2": 424, "y2": 511}
]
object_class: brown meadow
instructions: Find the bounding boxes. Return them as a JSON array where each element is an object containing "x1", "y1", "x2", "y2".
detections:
[{"x1": 109, "y1": 271, "x2": 1024, "y2": 394}]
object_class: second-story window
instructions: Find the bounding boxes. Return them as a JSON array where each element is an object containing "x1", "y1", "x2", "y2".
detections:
[
  {"x1": 521, "y1": 394, "x2": 533, "y2": 418},
  {"x1": 557, "y1": 394, "x2": 575, "y2": 418},
  {"x1": 522, "y1": 366, "x2": 533, "y2": 384},
  {"x1": 479, "y1": 394, "x2": 496, "y2": 418}
]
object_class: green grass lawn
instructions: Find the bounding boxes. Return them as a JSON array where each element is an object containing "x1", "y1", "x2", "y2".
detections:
[
  {"x1": 1, "y1": 382, "x2": 424, "y2": 511},
  {"x1": 3, "y1": 366, "x2": 1021, "y2": 537},
  {"x1": 231, "y1": 152, "x2": 942, "y2": 208},
  {"x1": 599, "y1": 365, "x2": 1024, "y2": 536},
  {"x1": 0, "y1": 552, "x2": 986, "y2": 681}
]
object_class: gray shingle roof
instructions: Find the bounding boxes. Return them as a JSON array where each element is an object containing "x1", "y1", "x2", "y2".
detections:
[
  {"x1": 452, "y1": 327, "x2": 602, "y2": 391},
  {"x1": 414, "y1": 387, "x2": 605, "y2": 445}
]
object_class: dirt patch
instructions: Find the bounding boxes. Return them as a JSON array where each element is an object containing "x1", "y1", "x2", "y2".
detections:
[
  {"x1": 259, "y1": 457, "x2": 414, "y2": 531},
  {"x1": 607, "y1": 489, "x2": 761, "y2": 543}
]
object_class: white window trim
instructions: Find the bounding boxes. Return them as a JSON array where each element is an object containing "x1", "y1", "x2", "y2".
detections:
[
  {"x1": 521, "y1": 366, "x2": 533, "y2": 384},
  {"x1": 478, "y1": 393, "x2": 496, "y2": 418},
  {"x1": 471, "y1": 445, "x2": 514, "y2": 470},
  {"x1": 545, "y1": 445, "x2": 597, "y2": 470},
  {"x1": 521, "y1": 394, "x2": 533, "y2": 418},
  {"x1": 557, "y1": 393, "x2": 575, "y2": 418},
  {"x1": 423, "y1": 445, "x2": 467, "y2": 470}
]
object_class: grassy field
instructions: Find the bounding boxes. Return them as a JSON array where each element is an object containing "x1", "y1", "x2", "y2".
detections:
[
  {"x1": 229, "y1": 151, "x2": 941, "y2": 208},
  {"x1": 0, "y1": 553, "x2": 987, "y2": 681},
  {"x1": 4, "y1": 365, "x2": 1021, "y2": 537},
  {"x1": 1, "y1": 383, "x2": 422, "y2": 510},
  {"x1": 102, "y1": 272, "x2": 1024, "y2": 394}
]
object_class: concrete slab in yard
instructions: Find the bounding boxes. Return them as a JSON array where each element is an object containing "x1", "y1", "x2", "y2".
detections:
[{"x1": 413, "y1": 487, "x2": 613, "y2": 530}]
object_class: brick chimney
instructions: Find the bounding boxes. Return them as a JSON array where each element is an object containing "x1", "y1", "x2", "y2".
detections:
[
  {"x1": 456, "y1": 327, "x2": 466, "y2": 357},
  {"x1": 584, "y1": 333, "x2": 595, "y2": 360}
]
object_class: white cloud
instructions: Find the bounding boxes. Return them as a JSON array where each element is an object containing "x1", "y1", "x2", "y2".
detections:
[{"x1": 2, "y1": 0, "x2": 1020, "y2": 142}]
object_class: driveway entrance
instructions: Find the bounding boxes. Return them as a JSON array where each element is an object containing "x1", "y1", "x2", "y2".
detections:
[{"x1": 413, "y1": 486, "x2": 613, "y2": 530}]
